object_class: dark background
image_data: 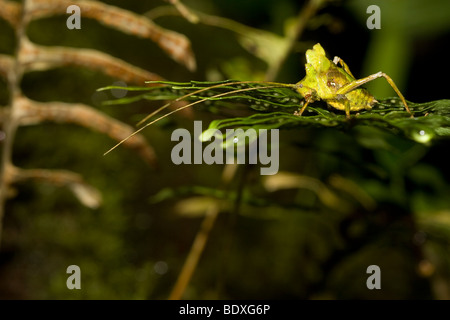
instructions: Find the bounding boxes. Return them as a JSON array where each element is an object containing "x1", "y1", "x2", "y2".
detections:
[{"x1": 0, "y1": 0, "x2": 449, "y2": 299}]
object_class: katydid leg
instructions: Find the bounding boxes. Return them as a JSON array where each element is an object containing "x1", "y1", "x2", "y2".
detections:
[{"x1": 336, "y1": 72, "x2": 412, "y2": 115}]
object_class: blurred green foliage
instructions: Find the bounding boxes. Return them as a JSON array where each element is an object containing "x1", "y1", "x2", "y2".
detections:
[
  {"x1": 1, "y1": 0, "x2": 450, "y2": 300},
  {"x1": 347, "y1": 0, "x2": 450, "y2": 99}
]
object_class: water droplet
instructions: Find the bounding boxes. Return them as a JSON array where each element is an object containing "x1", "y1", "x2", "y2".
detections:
[
  {"x1": 412, "y1": 128, "x2": 433, "y2": 144},
  {"x1": 233, "y1": 137, "x2": 239, "y2": 143}
]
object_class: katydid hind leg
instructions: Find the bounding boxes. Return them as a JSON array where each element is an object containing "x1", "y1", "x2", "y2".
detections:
[{"x1": 335, "y1": 72, "x2": 412, "y2": 116}]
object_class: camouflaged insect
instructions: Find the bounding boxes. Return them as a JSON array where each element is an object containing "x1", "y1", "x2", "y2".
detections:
[{"x1": 295, "y1": 43, "x2": 411, "y2": 118}]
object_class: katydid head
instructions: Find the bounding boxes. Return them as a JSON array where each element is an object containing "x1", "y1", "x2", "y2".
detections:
[
  {"x1": 293, "y1": 43, "x2": 333, "y2": 102},
  {"x1": 305, "y1": 43, "x2": 331, "y2": 73}
]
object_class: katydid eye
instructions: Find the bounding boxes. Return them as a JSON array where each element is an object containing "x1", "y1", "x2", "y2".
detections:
[{"x1": 327, "y1": 80, "x2": 336, "y2": 87}]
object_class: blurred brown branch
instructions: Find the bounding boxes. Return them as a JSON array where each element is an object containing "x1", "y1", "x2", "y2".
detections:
[
  {"x1": 5, "y1": 164, "x2": 102, "y2": 209},
  {"x1": 25, "y1": 0, "x2": 196, "y2": 71},
  {"x1": 0, "y1": 0, "x2": 21, "y2": 28},
  {"x1": 15, "y1": 96, "x2": 157, "y2": 167},
  {"x1": 19, "y1": 39, "x2": 164, "y2": 84},
  {"x1": 0, "y1": 54, "x2": 14, "y2": 82},
  {"x1": 0, "y1": 0, "x2": 197, "y2": 247}
]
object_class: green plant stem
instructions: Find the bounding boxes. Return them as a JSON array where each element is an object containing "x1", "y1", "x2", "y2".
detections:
[
  {"x1": 168, "y1": 163, "x2": 238, "y2": 300},
  {"x1": 264, "y1": 0, "x2": 326, "y2": 82},
  {"x1": 215, "y1": 163, "x2": 249, "y2": 298}
]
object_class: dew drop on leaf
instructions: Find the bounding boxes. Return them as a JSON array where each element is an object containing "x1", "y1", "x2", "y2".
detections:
[{"x1": 411, "y1": 128, "x2": 433, "y2": 144}]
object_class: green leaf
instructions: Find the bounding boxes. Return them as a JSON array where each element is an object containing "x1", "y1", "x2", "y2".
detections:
[
  {"x1": 100, "y1": 80, "x2": 450, "y2": 145},
  {"x1": 206, "y1": 97, "x2": 450, "y2": 145}
]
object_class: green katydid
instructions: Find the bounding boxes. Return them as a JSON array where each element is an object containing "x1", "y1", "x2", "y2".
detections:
[
  {"x1": 295, "y1": 43, "x2": 411, "y2": 119},
  {"x1": 104, "y1": 43, "x2": 412, "y2": 155}
]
